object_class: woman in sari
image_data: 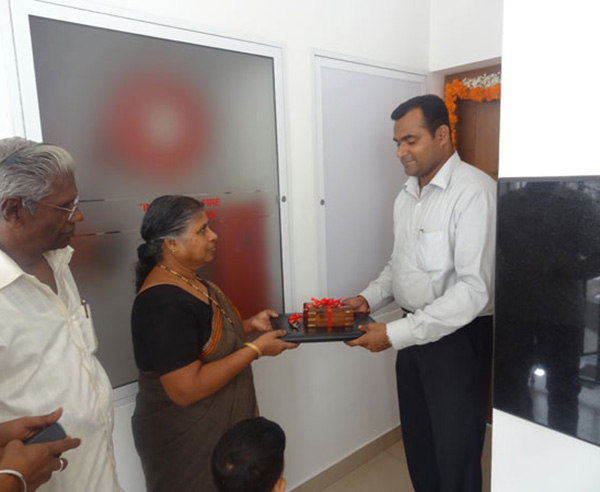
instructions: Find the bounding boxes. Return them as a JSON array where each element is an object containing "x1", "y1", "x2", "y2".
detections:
[{"x1": 131, "y1": 195, "x2": 297, "y2": 492}]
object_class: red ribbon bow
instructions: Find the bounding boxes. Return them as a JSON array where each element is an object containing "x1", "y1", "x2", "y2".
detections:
[{"x1": 308, "y1": 297, "x2": 345, "y2": 308}]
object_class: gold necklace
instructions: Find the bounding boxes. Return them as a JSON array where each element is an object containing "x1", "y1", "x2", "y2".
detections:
[{"x1": 159, "y1": 264, "x2": 234, "y2": 324}]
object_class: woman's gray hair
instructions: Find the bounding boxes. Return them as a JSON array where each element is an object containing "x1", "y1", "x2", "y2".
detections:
[
  {"x1": 0, "y1": 137, "x2": 75, "y2": 213},
  {"x1": 135, "y1": 195, "x2": 206, "y2": 291}
]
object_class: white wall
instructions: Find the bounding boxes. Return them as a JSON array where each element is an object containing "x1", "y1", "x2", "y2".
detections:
[
  {"x1": 429, "y1": 0, "x2": 503, "y2": 72},
  {"x1": 0, "y1": 2, "x2": 16, "y2": 137},
  {"x1": 492, "y1": 411, "x2": 600, "y2": 491},
  {"x1": 498, "y1": 0, "x2": 599, "y2": 179},
  {"x1": 492, "y1": 1, "x2": 600, "y2": 491}
]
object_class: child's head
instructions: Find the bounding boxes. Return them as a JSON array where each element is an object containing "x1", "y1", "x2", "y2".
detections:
[{"x1": 212, "y1": 417, "x2": 286, "y2": 492}]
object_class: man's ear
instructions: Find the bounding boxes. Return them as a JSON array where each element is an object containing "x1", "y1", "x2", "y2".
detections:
[
  {"x1": 272, "y1": 476, "x2": 286, "y2": 492},
  {"x1": 436, "y1": 124, "x2": 450, "y2": 145},
  {"x1": 1, "y1": 197, "x2": 25, "y2": 225}
]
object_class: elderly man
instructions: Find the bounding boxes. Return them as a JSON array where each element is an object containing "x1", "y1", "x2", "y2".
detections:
[
  {"x1": 0, "y1": 137, "x2": 122, "y2": 492},
  {"x1": 346, "y1": 95, "x2": 495, "y2": 492}
]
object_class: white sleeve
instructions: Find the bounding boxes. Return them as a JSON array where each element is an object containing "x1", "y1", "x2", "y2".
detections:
[
  {"x1": 386, "y1": 185, "x2": 496, "y2": 350},
  {"x1": 359, "y1": 258, "x2": 395, "y2": 312}
]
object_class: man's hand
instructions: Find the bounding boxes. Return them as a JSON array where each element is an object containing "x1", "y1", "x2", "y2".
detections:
[
  {"x1": 0, "y1": 436, "x2": 81, "y2": 491},
  {"x1": 0, "y1": 409, "x2": 63, "y2": 447},
  {"x1": 345, "y1": 322, "x2": 391, "y2": 352},
  {"x1": 343, "y1": 295, "x2": 370, "y2": 313}
]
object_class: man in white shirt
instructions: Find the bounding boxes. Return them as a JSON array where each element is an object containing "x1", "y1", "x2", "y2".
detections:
[
  {"x1": 346, "y1": 95, "x2": 496, "y2": 492},
  {"x1": 0, "y1": 137, "x2": 122, "y2": 492}
]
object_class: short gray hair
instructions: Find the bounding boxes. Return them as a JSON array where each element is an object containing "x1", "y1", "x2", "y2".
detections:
[{"x1": 0, "y1": 137, "x2": 75, "y2": 213}]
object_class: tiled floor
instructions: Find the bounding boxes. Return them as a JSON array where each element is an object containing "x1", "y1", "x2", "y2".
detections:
[{"x1": 320, "y1": 426, "x2": 492, "y2": 492}]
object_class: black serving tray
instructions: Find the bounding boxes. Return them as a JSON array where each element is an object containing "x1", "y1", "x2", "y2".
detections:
[{"x1": 274, "y1": 312, "x2": 375, "y2": 343}]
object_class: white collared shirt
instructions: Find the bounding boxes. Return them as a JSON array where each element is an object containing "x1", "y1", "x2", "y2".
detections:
[
  {"x1": 361, "y1": 152, "x2": 496, "y2": 350},
  {"x1": 0, "y1": 246, "x2": 122, "y2": 492}
]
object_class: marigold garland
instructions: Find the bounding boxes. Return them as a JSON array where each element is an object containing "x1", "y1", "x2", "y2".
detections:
[{"x1": 444, "y1": 77, "x2": 501, "y2": 148}]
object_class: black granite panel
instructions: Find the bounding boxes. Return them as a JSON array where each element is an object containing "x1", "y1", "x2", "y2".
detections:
[{"x1": 495, "y1": 177, "x2": 600, "y2": 446}]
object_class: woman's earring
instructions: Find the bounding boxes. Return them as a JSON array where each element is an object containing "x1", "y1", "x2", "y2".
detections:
[{"x1": 170, "y1": 248, "x2": 178, "y2": 254}]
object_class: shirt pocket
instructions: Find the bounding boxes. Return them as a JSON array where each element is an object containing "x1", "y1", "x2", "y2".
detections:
[
  {"x1": 78, "y1": 301, "x2": 99, "y2": 353},
  {"x1": 416, "y1": 230, "x2": 448, "y2": 272}
]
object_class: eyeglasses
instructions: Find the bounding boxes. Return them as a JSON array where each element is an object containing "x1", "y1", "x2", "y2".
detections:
[{"x1": 27, "y1": 196, "x2": 80, "y2": 222}]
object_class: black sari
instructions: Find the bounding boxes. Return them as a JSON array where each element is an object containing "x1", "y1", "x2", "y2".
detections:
[{"x1": 132, "y1": 281, "x2": 256, "y2": 492}]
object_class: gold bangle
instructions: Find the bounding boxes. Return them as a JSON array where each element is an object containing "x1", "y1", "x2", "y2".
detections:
[{"x1": 244, "y1": 342, "x2": 262, "y2": 359}]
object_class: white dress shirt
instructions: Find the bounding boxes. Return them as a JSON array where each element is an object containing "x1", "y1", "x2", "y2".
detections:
[
  {"x1": 0, "y1": 246, "x2": 122, "y2": 492},
  {"x1": 361, "y1": 152, "x2": 496, "y2": 350}
]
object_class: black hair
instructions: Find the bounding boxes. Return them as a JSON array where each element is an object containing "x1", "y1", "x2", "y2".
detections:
[
  {"x1": 212, "y1": 417, "x2": 286, "y2": 492},
  {"x1": 134, "y1": 195, "x2": 205, "y2": 291},
  {"x1": 390, "y1": 94, "x2": 450, "y2": 137}
]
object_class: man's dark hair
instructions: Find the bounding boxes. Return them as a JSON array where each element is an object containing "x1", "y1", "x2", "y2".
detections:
[
  {"x1": 212, "y1": 417, "x2": 286, "y2": 492},
  {"x1": 390, "y1": 94, "x2": 450, "y2": 137}
]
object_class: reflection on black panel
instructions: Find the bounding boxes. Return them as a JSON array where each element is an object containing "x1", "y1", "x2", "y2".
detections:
[{"x1": 495, "y1": 177, "x2": 600, "y2": 446}]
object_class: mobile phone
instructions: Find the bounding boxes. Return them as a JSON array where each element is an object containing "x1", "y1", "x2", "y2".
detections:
[{"x1": 24, "y1": 422, "x2": 66, "y2": 445}]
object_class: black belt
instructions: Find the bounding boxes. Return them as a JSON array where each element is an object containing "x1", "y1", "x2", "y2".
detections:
[{"x1": 401, "y1": 308, "x2": 493, "y2": 321}]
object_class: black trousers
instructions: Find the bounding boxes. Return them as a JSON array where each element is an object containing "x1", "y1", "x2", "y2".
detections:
[{"x1": 395, "y1": 316, "x2": 493, "y2": 492}]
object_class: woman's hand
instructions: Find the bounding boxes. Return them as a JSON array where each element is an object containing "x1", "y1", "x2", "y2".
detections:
[
  {"x1": 0, "y1": 409, "x2": 63, "y2": 448},
  {"x1": 242, "y1": 309, "x2": 279, "y2": 335},
  {"x1": 252, "y1": 330, "x2": 299, "y2": 357}
]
